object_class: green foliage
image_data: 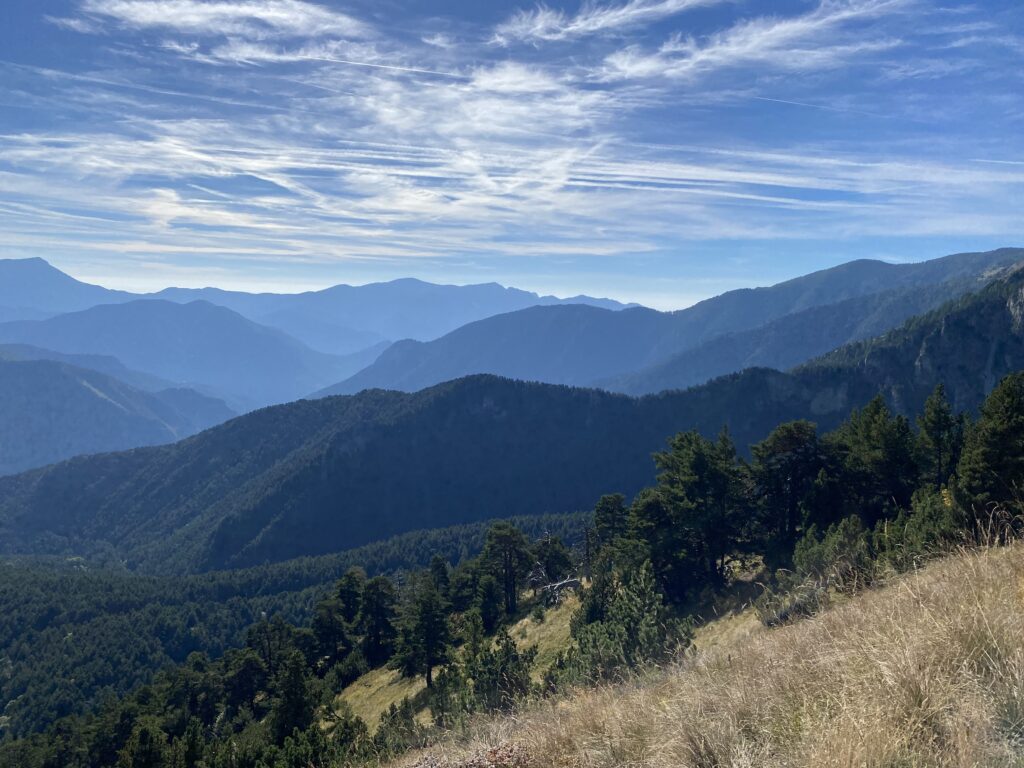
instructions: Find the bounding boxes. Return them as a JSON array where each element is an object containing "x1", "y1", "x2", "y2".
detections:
[
  {"x1": 0, "y1": 513, "x2": 585, "y2": 738},
  {"x1": 632, "y1": 429, "x2": 747, "y2": 601},
  {"x1": 482, "y1": 522, "x2": 533, "y2": 615},
  {"x1": 749, "y1": 420, "x2": 834, "y2": 563},
  {"x1": 475, "y1": 574, "x2": 503, "y2": 635},
  {"x1": 557, "y1": 562, "x2": 691, "y2": 685},
  {"x1": 917, "y1": 384, "x2": 965, "y2": 490},
  {"x1": 828, "y1": 396, "x2": 918, "y2": 526},
  {"x1": 269, "y1": 651, "x2": 316, "y2": 745},
  {"x1": 468, "y1": 631, "x2": 537, "y2": 713},
  {"x1": 792, "y1": 516, "x2": 873, "y2": 592},
  {"x1": 395, "y1": 578, "x2": 453, "y2": 688},
  {"x1": 958, "y1": 372, "x2": 1024, "y2": 513}
]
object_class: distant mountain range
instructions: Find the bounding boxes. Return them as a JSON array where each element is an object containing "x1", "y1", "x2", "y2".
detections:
[
  {"x1": 0, "y1": 300, "x2": 374, "y2": 411},
  {"x1": 317, "y1": 248, "x2": 1024, "y2": 396},
  {"x1": 0, "y1": 257, "x2": 635, "y2": 355},
  {"x1": 0, "y1": 358, "x2": 234, "y2": 476},
  {"x1": 4, "y1": 264, "x2": 1023, "y2": 573},
  {"x1": 150, "y1": 279, "x2": 635, "y2": 356}
]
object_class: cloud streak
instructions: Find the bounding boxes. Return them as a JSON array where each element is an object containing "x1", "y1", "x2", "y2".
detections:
[
  {"x1": 77, "y1": 0, "x2": 370, "y2": 39},
  {"x1": 494, "y1": 0, "x2": 727, "y2": 44},
  {"x1": 599, "y1": 0, "x2": 906, "y2": 81}
]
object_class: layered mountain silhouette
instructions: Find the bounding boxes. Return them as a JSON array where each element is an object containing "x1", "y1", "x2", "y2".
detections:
[
  {"x1": 0, "y1": 300, "x2": 374, "y2": 410},
  {"x1": 0, "y1": 256, "x2": 634, "y2": 356},
  {"x1": 3, "y1": 266, "x2": 1023, "y2": 573},
  {"x1": 319, "y1": 248, "x2": 1024, "y2": 396},
  {"x1": 0, "y1": 257, "x2": 135, "y2": 320},
  {"x1": 0, "y1": 343, "x2": 177, "y2": 392},
  {"x1": 0, "y1": 358, "x2": 234, "y2": 476},
  {"x1": 153, "y1": 279, "x2": 634, "y2": 355}
]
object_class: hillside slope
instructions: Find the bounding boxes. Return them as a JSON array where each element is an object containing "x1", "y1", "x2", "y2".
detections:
[
  {"x1": 3, "y1": 267, "x2": 1024, "y2": 573},
  {"x1": 0, "y1": 300, "x2": 365, "y2": 410},
  {"x1": 404, "y1": 543, "x2": 1024, "y2": 768},
  {"x1": 322, "y1": 248, "x2": 1023, "y2": 396},
  {"x1": 600, "y1": 277, "x2": 983, "y2": 395},
  {"x1": 0, "y1": 359, "x2": 234, "y2": 475},
  {"x1": 0, "y1": 257, "x2": 133, "y2": 317},
  {"x1": 0, "y1": 343, "x2": 176, "y2": 392}
]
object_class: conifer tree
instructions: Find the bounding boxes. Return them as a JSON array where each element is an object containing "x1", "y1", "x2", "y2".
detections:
[
  {"x1": 917, "y1": 384, "x2": 964, "y2": 490},
  {"x1": 270, "y1": 650, "x2": 315, "y2": 745},
  {"x1": 396, "y1": 579, "x2": 452, "y2": 687},
  {"x1": 958, "y1": 372, "x2": 1024, "y2": 512},
  {"x1": 482, "y1": 522, "x2": 532, "y2": 614},
  {"x1": 358, "y1": 576, "x2": 398, "y2": 667}
]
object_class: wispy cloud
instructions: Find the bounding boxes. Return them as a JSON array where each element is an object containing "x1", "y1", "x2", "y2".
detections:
[
  {"x1": 599, "y1": 0, "x2": 906, "y2": 81},
  {"x1": 5, "y1": 0, "x2": 1024, "y2": 303},
  {"x1": 74, "y1": 0, "x2": 370, "y2": 39},
  {"x1": 494, "y1": 0, "x2": 727, "y2": 44}
]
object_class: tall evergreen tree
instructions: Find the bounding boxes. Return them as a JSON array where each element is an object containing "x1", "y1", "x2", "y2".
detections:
[
  {"x1": 397, "y1": 580, "x2": 452, "y2": 688},
  {"x1": 958, "y1": 372, "x2": 1024, "y2": 512},
  {"x1": 335, "y1": 567, "x2": 367, "y2": 625},
  {"x1": 482, "y1": 522, "x2": 532, "y2": 614},
  {"x1": 429, "y1": 555, "x2": 451, "y2": 597},
  {"x1": 917, "y1": 384, "x2": 964, "y2": 490},
  {"x1": 117, "y1": 718, "x2": 169, "y2": 768},
  {"x1": 829, "y1": 396, "x2": 918, "y2": 525},
  {"x1": 749, "y1": 420, "x2": 830, "y2": 560},
  {"x1": 475, "y1": 574, "x2": 503, "y2": 634},
  {"x1": 643, "y1": 429, "x2": 746, "y2": 594},
  {"x1": 358, "y1": 576, "x2": 398, "y2": 667},
  {"x1": 593, "y1": 493, "x2": 629, "y2": 548},
  {"x1": 270, "y1": 650, "x2": 316, "y2": 745}
]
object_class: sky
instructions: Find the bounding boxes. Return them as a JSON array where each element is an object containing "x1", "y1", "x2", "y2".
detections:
[{"x1": 0, "y1": 0, "x2": 1022, "y2": 309}]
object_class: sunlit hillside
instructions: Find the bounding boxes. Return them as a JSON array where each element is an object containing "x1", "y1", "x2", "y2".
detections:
[{"x1": 399, "y1": 543, "x2": 1024, "y2": 767}]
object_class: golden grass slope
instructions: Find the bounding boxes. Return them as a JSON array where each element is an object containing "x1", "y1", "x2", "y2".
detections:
[
  {"x1": 401, "y1": 544, "x2": 1024, "y2": 767},
  {"x1": 340, "y1": 593, "x2": 580, "y2": 732}
]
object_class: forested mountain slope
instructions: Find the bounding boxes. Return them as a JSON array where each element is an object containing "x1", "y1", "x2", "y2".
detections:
[
  {"x1": 0, "y1": 343, "x2": 176, "y2": 392},
  {"x1": 0, "y1": 512, "x2": 585, "y2": 737},
  {"x1": 599, "y1": 277, "x2": 982, "y2": 395},
  {"x1": 4, "y1": 268, "x2": 1024, "y2": 573},
  {"x1": 321, "y1": 248, "x2": 1023, "y2": 396},
  {"x1": 0, "y1": 358, "x2": 234, "y2": 475}
]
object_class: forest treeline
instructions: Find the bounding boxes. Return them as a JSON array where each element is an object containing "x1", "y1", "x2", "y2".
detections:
[
  {"x1": 3, "y1": 371, "x2": 1024, "y2": 768},
  {"x1": 0, "y1": 514, "x2": 588, "y2": 740}
]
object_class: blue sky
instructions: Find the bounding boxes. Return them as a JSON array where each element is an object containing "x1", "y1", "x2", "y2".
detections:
[{"x1": 0, "y1": 0, "x2": 1022, "y2": 308}]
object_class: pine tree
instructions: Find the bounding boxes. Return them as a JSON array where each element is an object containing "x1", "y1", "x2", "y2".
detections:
[
  {"x1": 829, "y1": 396, "x2": 918, "y2": 525},
  {"x1": 358, "y1": 576, "x2": 398, "y2": 667},
  {"x1": 475, "y1": 574, "x2": 503, "y2": 634},
  {"x1": 482, "y1": 522, "x2": 532, "y2": 615},
  {"x1": 270, "y1": 650, "x2": 315, "y2": 745},
  {"x1": 958, "y1": 372, "x2": 1024, "y2": 512},
  {"x1": 335, "y1": 567, "x2": 367, "y2": 625},
  {"x1": 593, "y1": 493, "x2": 628, "y2": 547},
  {"x1": 396, "y1": 579, "x2": 452, "y2": 688},
  {"x1": 429, "y1": 555, "x2": 450, "y2": 597},
  {"x1": 750, "y1": 420, "x2": 829, "y2": 561},
  {"x1": 917, "y1": 384, "x2": 963, "y2": 490},
  {"x1": 642, "y1": 428, "x2": 746, "y2": 596}
]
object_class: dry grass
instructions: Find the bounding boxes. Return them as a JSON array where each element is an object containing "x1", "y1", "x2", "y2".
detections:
[
  {"x1": 399, "y1": 544, "x2": 1024, "y2": 767},
  {"x1": 340, "y1": 666, "x2": 427, "y2": 731},
  {"x1": 338, "y1": 595, "x2": 579, "y2": 731},
  {"x1": 507, "y1": 594, "x2": 579, "y2": 681}
]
